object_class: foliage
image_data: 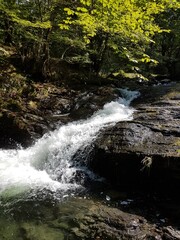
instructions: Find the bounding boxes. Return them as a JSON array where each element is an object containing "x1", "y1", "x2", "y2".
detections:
[
  {"x1": 149, "y1": 8, "x2": 180, "y2": 78},
  {"x1": 0, "y1": 0, "x2": 53, "y2": 70},
  {"x1": 59, "y1": 0, "x2": 180, "y2": 78},
  {"x1": 0, "y1": 0, "x2": 179, "y2": 82}
]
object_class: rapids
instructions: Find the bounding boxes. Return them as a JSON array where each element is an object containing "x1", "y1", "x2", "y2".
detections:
[{"x1": 0, "y1": 89, "x2": 139, "y2": 200}]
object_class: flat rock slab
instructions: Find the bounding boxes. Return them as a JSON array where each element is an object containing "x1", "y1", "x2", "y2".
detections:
[{"x1": 92, "y1": 83, "x2": 180, "y2": 189}]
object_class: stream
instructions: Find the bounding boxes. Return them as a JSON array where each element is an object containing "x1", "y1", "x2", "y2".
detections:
[{"x1": 0, "y1": 89, "x2": 141, "y2": 239}]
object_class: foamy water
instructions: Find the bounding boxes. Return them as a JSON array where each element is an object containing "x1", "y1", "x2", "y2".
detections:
[{"x1": 0, "y1": 89, "x2": 139, "y2": 199}]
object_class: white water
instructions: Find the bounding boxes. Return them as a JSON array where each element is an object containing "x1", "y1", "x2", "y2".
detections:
[{"x1": 0, "y1": 89, "x2": 139, "y2": 199}]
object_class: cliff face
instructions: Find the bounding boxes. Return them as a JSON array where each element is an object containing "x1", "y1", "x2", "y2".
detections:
[{"x1": 92, "y1": 83, "x2": 180, "y2": 191}]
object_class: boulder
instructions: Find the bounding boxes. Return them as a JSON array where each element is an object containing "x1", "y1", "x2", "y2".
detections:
[
  {"x1": 69, "y1": 198, "x2": 162, "y2": 240},
  {"x1": 42, "y1": 197, "x2": 164, "y2": 240},
  {"x1": 5, "y1": 197, "x2": 176, "y2": 240},
  {"x1": 92, "y1": 82, "x2": 180, "y2": 192}
]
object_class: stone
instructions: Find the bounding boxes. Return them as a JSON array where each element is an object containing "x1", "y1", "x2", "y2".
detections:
[
  {"x1": 163, "y1": 226, "x2": 180, "y2": 240},
  {"x1": 0, "y1": 75, "x2": 118, "y2": 148},
  {"x1": 66, "y1": 198, "x2": 162, "y2": 240},
  {"x1": 20, "y1": 222, "x2": 64, "y2": 240},
  {"x1": 41, "y1": 197, "x2": 165, "y2": 240},
  {"x1": 92, "y1": 83, "x2": 180, "y2": 191}
]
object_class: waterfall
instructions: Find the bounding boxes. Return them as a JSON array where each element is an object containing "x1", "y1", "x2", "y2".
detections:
[{"x1": 0, "y1": 89, "x2": 139, "y2": 200}]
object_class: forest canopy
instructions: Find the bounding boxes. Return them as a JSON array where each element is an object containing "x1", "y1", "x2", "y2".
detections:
[{"x1": 0, "y1": 0, "x2": 180, "y2": 82}]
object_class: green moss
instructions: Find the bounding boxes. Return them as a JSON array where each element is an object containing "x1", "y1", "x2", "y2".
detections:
[
  {"x1": 174, "y1": 139, "x2": 180, "y2": 154},
  {"x1": 0, "y1": 219, "x2": 19, "y2": 240},
  {"x1": 174, "y1": 139, "x2": 180, "y2": 147},
  {"x1": 165, "y1": 91, "x2": 180, "y2": 100},
  {"x1": 20, "y1": 223, "x2": 65, "y2": 240}
]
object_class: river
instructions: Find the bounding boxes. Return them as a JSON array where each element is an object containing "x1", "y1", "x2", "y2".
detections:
[{"x1": 0, "y1": 89, "x2": 140, "y2": 239}]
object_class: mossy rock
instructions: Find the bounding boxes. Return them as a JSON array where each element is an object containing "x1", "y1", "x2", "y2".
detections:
[{"x1": 20, "y1": 222, "x2": 64, "y2": 240}]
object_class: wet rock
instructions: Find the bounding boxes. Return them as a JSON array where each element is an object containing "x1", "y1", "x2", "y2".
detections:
[
  {"x1": 0, "y1": 112, "x2": 31, "y2": 148},
  {"x1": 1, "y1": 194, "x2": 179, "y2": 240},
  {"x1": 92, "y1": 83, "x2": 180, "y2": 192},
  {"x1": 0, "y1": 47, "x2": 118, "y2": 148},
  {"x1": 20, "y1": 222, "x2": 64, "y2": 240},
  {"x1": 69, "y1": 86, "x2": 118, "y2": 120},
  {"x1": 163, "y1": 226, "x2": 180, "y2": 240},
  {"x1": 0, "y1": 75, "x2": 117, "y2": 148},
  {"x1": 57, "y1": 198, "x2": 162, "y2": 240}
]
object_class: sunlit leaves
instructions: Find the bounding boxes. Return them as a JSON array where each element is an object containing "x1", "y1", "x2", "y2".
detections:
[
  {"x1": 57, "y1": 0, "x2": 180, "y2": 77},
  {"x1": 64, "y1": 8, "x2": 75, "y2": 16},
  {"x1": 1, "y1": 0, "x2": 179, "y2": 80},
  {"x1": 0, "y1": 0, "x2": 52, "y2": 29},
  {"x1": 60, "y1": 0, "x2": 179, "y2": 46},
  {"x1": 140, "y1": 54, "x2": 159, "y2": 64}
]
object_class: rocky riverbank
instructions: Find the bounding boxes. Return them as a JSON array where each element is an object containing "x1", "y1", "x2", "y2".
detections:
[
  {"x1": 1, "y1": 196, "x2": 180, "y2": 240},
  {"x1": 0, "y1": 46, "x2": 118, "y2": 147},
  {"x1": 1, "y1": 46, "x2": 180, "y2": 194},
  {"x1": 1, "y1": 45, "x2": 180, "y2": 240},
  {"x1": 92, "y1": 82, "x2": 180, "y2": 192}
]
